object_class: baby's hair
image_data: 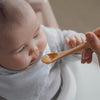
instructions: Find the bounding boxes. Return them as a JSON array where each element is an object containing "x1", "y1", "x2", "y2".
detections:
[{"x1": 0, "y1": 0, "x2": 33, "y2": 26}]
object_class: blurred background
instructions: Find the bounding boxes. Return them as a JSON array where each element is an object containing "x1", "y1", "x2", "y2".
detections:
[{"x1": 50, "y1": 0, "x2": 100, "y2": 33}]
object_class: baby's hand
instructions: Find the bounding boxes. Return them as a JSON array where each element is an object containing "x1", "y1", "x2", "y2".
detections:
[{"x1": 65, "y1": 34, "x2": 86, "y2": 53}]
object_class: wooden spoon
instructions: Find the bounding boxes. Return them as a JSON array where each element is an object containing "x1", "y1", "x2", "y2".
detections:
[
  {"x1": 41, "y1": 42, "x2": 89, "y2": 64},
  {"x1": 41, "y1": 35, "x2": 100, "y2": 64}
]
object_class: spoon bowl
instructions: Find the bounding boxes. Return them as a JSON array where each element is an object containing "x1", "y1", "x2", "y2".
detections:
[{"x1": 41, "y1": 53, "x2": 58, "y2": 64}]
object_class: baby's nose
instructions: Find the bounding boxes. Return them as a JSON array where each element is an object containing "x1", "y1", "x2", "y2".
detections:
[{"x1": 29, "y1": 45, "x2": 39, "y2": 57}]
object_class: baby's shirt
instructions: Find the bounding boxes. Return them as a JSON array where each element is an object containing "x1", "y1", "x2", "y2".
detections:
[{"x1": 0, "y1": 25, "x2": 83, "y2": 100}]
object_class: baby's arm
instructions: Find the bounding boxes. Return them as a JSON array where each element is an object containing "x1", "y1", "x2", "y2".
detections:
[
  {"x1": 65, "y1": 34, "x2": 86, "y2": 53},
  {"x1": 26, "y1": 0, "x2": 58, "y2": 28}
]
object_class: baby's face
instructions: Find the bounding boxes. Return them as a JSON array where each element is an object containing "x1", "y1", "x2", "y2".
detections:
[{"x1": 0, "y1": 9, "x2": 47, "y2": 70}]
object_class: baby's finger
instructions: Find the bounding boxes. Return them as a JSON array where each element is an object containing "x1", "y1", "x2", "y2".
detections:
[
  {"x1": 65, "y1": 38, "x2": 72, "y2": 49},
  {"x1": 70, "y1": 36, "x2": 76, "y2": 47},
  {"x1": 74, "y1": 35, "x2": 82, "y2": 46},
  {"x1": 80, "y1": 35, "x2": 86, "y2": 43},
  {"x1": 65, "y1": 38, "x2": 69, "y2": 45}
]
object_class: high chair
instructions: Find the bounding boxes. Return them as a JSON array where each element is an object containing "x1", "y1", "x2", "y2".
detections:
[{"x1": 29, "y1": 0, "x2": 100, "y2": 100}]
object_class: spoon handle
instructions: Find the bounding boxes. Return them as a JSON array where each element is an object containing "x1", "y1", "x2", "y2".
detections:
[
  {"x1": 63, "y1": 36, "x2": 100, "y2": 57},
  {"x1": 64, "y1": 42, "x2": 88, "y2": 55}
]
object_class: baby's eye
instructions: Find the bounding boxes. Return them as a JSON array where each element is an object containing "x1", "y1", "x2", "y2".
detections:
[
  {"x1": 33, "y1": 33, "x2": 39, "y2": 39},
  {"x1": 18, "y1": 46, "x2": 26, "y2": 53}
]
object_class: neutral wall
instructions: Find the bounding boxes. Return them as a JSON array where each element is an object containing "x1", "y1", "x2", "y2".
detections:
[{"x1": 50, "y1": 0, "x2": 100, "y2": 33}]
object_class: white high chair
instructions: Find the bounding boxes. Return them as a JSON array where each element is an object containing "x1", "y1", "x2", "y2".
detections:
[{"x1": 29, "y1": 0, "x2": 100, "y2": 100}]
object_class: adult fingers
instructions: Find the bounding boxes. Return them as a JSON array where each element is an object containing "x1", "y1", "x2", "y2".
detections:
[
  {"x1": 86, "y1": 32, "x2": 100, "y2": 52},
  {"x1": 81, "y1": 48, "x2": 93, "y2": 64}
]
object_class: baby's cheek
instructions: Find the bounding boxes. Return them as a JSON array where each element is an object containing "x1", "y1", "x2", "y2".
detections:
[
  {"x1": 37, "y1": 39, "x2": 47, "y2": 52},
  {"x1": 15, "y1": 54, "x2": 31, "y2": 69},
  {"x1": 22, "y1": 55, "x2": 31, "y2": 66}
]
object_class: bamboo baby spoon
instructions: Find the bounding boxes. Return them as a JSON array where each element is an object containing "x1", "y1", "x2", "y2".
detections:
[
  {"x1": 41, "y1": 35, "x2": 100, "y2": 64},
  {"x1": 41, "y1": 42, "x2": 90, "y2": 64}
]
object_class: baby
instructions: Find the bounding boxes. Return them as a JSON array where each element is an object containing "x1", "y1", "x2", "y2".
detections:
[{"x1": 0, "y1": 0, "x2": 85, "y2": 100}]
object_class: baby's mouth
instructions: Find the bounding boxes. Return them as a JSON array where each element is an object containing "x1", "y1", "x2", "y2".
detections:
[
  {"x1": 30, "y1": 59, "x2": 35, "y2": 65},
  {"x1": 30, "y1": 54, "x2": 40, "y2": 66},
  {"x1": 29, "y1": 51, "x2": 43, "y2": 66},
  {"x1": 30, "y1": 57, "x2": 38, "y2": 65}
]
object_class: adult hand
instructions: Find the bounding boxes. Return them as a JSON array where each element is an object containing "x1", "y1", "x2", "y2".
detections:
[{"x1": 81, "y1": 27, "x2": 100, "y2": 64}]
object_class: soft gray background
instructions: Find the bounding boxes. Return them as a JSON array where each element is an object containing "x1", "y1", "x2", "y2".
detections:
[{"x1": 50, "y1": 0, "x2": 100, "y2": 33}]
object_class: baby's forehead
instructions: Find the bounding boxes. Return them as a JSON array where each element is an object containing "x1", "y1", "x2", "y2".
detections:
[
  {"x1": 0, "y1": 28, "x2": 14, "y2": 49},
  {"x1": 0, "y1": 0, "x2": 35, "y2": 25}
]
